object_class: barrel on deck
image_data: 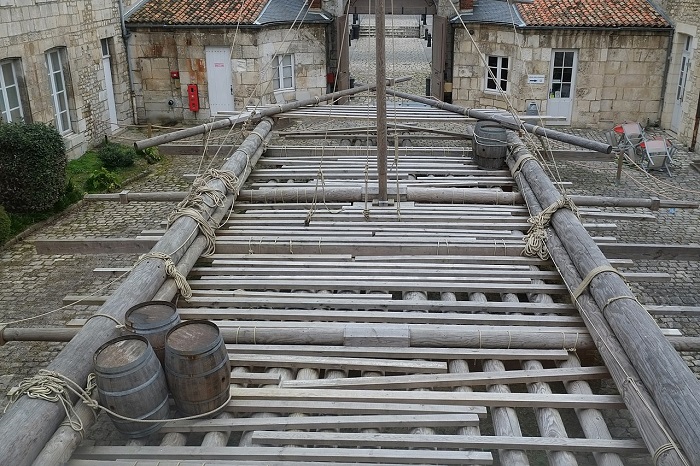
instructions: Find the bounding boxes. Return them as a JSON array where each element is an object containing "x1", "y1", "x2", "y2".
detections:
[
  {"x1": 164, "y1": 320, "x2": 230, "y2": 416},
  {"x1": 472, "y1": 120, "x2": 508, "y2": 169},
  {"x1": 93, "y1": 335, "x2": 169, "y2": 438},
  {"x1": 125, "y1": 300, "x2": 180, "y2": 363}
]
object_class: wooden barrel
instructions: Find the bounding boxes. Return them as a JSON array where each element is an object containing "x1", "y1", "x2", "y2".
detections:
[
  {"x1": 125, "y1": 300, "x2": 180, "y2": 363},
  {"x1": 164, "y1": 320, "x2": 230, "y2": 416},
  {"x1": 472, "y1": 120, "x2": 508, "y2": 169},
  {"x1": 93, "y1": 335, "x2": 170, "y2": 438}
]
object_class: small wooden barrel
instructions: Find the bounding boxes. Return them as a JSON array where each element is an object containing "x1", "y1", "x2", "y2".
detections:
[
  {"x1": 164, "y1": 320, "x2": 230, "y2": 416},
  {"x1": 125, "y1": 300, "x2": 181, "y2": 363},
  {"x1": 93, "y1": 335, "x2": 170, "y2": 438},
  {"x1": 472, "y1": 120, "x2": 508, "y2": 169}
]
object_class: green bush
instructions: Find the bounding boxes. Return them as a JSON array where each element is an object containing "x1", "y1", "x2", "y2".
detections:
[
  {"x1": 138, "y1": 146, "x2": 162, "y2": 164},
  {"x1": 53, "y1": 180, "x2": 84, "y2": 212},
  {"x1": 0, "y1": 122, "x2": 67, "y2": 212},
  {"x1": 97, "y1": 142, "x2": 136, "y2": 169},
  {"x1": 0, "y1": 205, "x2": 10, "y2": 246},
  {"x1": 84, "y1": 168, "x2": 121, "y2": 193}
]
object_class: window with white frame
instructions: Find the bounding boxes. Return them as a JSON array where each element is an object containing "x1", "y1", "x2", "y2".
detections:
[
  {"x1": 46, "y1": 48, "x2": 72, "y2": 134},
  {"x1": 273, "y1": 54, "x2": 294, "y2": 91},
  {"x1": 0, "y1": 59, "x2": 25, "y2": 123},
  {"x1": 485, "y1": 56, "x2": 509, "y2": 93}
]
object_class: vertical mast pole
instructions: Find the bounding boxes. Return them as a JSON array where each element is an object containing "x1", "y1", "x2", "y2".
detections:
[{"x1": 375, "y1": 0, "x2": 388, "y2": 202}]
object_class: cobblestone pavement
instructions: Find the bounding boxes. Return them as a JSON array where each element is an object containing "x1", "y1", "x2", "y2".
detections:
[{"x1": 0, "y1": 32, "x2": 698, "y2": 463}]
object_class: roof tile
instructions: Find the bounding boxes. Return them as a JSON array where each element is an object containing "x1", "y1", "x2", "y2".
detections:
[
  {"x1": 516, "y1": 0, "x2": 669, "y2": 28},
  {"x1": 127, "y1": 0, "x2": 268, "y2": 25}
]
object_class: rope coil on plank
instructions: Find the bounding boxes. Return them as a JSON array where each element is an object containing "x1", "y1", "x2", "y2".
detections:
[
  {"x1": 522, "y1": 196, "x2": 579, "y2": 260},
  {"x1": 135, "y1": 252, "x2": 192, "y2": 301}
]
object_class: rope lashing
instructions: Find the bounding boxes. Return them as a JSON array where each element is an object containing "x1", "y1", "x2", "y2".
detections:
[
  {"x1": 4, "y1": 370, "x2": 99, "y2": 433},
  {"x1": 522, "y1": 196, "x2": 579, "y2": 260},
  {"x1": 136, "y1": 252, "x2": 192, "y2": 301},
  {"x1": 511, "y1": 153, "x2": 539, "y2": 176},
  {"x1": 168, "y1": 207, "x2": 217, "y2": 257},
  {"x1": 572, "y1": 265, "x2": 625, "y2": 299}
]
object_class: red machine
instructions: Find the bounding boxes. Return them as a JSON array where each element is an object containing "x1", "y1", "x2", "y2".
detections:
[{"x1": 187, "y1": 84, "x2": 199, "y2": 112}]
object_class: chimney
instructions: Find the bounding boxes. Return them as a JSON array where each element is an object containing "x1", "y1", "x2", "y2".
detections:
[{"x1": 460, "y1": 0, "x2": 474, "y2": 10}]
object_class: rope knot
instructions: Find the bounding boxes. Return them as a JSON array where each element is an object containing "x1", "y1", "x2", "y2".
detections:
[
  {"x1": 522, "y1": 196, "x2": 578, "y2": 260},
  {"x1": 136, "y1": 252, "x2": 192, "y2": 301}
]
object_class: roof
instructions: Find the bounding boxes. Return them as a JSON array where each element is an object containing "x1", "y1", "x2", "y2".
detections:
[
  {"x1": 126, "y1": 0, "x2": 268, "y2": 25},
  {"x1": 257, "y1": 0, "x2": 330, "y2": 24},
  {"x1": 516, "y1": 0, "x2": 670, "y2": 28},
  {"x1": 452, "y1": 0, "x2": 525, "y2": 26}
]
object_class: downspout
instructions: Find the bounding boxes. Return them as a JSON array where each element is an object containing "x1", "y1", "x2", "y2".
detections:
[
  {"x1": 690, "y1": 95, "x2": 700, "y2": 151},
  {"x1": 117, "y1": 0, "x2": 138, "y2": 125},
  {"x1": 656, "y1": 27, "x2": 675, "y2": 127}
]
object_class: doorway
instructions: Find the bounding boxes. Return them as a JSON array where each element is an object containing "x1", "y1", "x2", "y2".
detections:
[
  {"x1": 547, "y1": 50, "x2": 578, "y2": 125},
  {"x1": 671, "y1": 35, "x2": 692, "y2": 132},
  {"x1": 205, "y1": 46, "x2": 235, "y2": 116}
]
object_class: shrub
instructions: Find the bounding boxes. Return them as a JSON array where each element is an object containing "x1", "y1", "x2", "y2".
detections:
[
  {"x1": 0, "y1": 205, "x2": 10, "y2": 246},
  {"x1": 139, "y1": 146, "x2": 162, "y2": 164},
  {"x1": 53, "y1": 180, "x2": 84, "y2": 212},
  {"x1": 97, "y1": 142, "x2": 136, "y2": 169},
  {"x1": 0, "y1": 122, "x2": 67, "y2": 212},
  {"x1": 84, "y1": 168, "x2": 121, "y2": 193}
]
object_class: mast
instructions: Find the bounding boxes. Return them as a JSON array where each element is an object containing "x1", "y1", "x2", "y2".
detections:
[{"x1": 375, "y1": 0, "x2": 388, "y2": 203}]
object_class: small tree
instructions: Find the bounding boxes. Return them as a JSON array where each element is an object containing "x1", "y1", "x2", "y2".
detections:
[{"x1": 0, "y1": 122, "x2": 67, "y2": 212}]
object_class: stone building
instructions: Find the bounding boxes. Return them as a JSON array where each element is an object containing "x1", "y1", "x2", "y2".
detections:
[
  {"x1": 0, "y1": 0, "x2": 135, "y2": 158},
  {"x1": 654, "y1": 0, "x2": 699, "y2": 151},
  {"x1": 450, "y1": 0, "x2": 673, "y2": 128},
  {"x1": 124, "y1": 0, "x2": 333, "y2": 123}
]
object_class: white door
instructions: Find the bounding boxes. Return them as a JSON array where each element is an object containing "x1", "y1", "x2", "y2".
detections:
[
  {"x1": 547, "y1": 50, "x2": 577, "y2": 125},
  {"x1": 671, "y1": 35, "x2": 692, "y2": 132},
  {"x1": 101, "y1": 39, "x2": 118, "y2": 133},
  {"x1": 205, "y1": 46, "x2": 235, "y2": 116}
]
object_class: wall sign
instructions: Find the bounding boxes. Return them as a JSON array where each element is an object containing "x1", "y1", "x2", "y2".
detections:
[{"x1": 527, "y1": 75, "x2": 545, "y2": 84}]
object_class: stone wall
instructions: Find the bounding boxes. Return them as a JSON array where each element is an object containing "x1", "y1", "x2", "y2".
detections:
[
  {"x1": 0, "y1": 0, "x2": 132, "y2": 158},
  {"x1": 452, "y1": 25, "x2": 670, "y2": 129},
  {"x1": 127, "y1": 24, "x2": 328, "y2": 123}
]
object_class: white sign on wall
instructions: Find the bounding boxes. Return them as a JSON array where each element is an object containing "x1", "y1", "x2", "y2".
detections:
[{"x1": 527, "y1": 75, "x2": 545, "y2": 84}]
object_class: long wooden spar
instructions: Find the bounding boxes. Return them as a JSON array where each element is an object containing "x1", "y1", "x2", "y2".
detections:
[
  {"x1": 134, "y1": 77, "x2": 412, "y2": 151},
  {"x1": 383, "y1": 88, "x2": 612, "y2": 154},
  {"x1": 506, "y1": 131, "x2": 700, "y2": 465},
  {"x1": 0, "y1": 119, "x2": 274, "y2": 466}
]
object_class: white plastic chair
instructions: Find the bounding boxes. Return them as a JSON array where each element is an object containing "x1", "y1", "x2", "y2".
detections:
[{"x1": 642, "y1": 139, "x2": 672, "y2": 175}]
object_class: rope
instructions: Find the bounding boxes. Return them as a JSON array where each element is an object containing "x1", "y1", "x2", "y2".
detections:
[
  {"x1": 135, "y1": 252, "x2": 193, "y2": 301},
  {"x1": 4, "y1": 370, "x2": 98, "y2": 433},
  {"x1": 572, "y1": 265, "x2": 626, "y2": 299},
  {"x1": 84, "y1": 313, "x2": 126, "y2": 329},
  {"x1": 522, "y1": 196, "x2": 579, "y2": 260},
  {"x1": 511, "y1": 154, "x2": 539, "y2": 175},
  {"x1": 653, "y1": 443, "x2": 679, "y2": 465}
]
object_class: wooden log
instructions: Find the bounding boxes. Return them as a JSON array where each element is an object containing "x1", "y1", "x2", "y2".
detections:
[
  {"x1": 0, "y1": 119, "x2": 275, "y2": 466},
  {"x1": 511, "y1": 146, "x2": 689, "y2": 466}
]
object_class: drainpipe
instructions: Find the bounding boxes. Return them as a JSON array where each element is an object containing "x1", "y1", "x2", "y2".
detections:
[
  {"x1": 117, "y1": 0, "x2": 139, "y2": 125},
  {"x1": 690, "y1": 95, "x2": 700, "y2": 151},
  {"x1": 657, "y1": 28, "x2": 674, "y2": 126}
]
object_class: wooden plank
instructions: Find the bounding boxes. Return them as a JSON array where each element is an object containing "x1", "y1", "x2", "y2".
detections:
[
  {"x1": 187, "y1": 278, "x2": 569, "y2": 294},
  {"x1": 227, "y1": 354, "x2": 447, "y2": 373},
  {"x1": 230, "y1": 388, "x2": 626, "y2": 409},
  {"x1": 223, "y1": 400, "x2": 487, "y2": 416},
  {"x1": 225, "y1": 345, "x2": 571, "y2": 361},
  {"x1": 72, "y1": 446, "x2": 493, "y2": 464},
  {"x1": 599, "y1": 242, "x2": 700, "y2": 261},
  {"x1": 250, "y1": 432, "x2": 647, "y2": 453},
  {"x1": 32, "y1": 237, "x2": 156, "y2": 254},
  {"x1": 279, "y1": 366, "x2": 610, "y2": 389},
  {"x1": 159, "y1": 413, "x2": 480, "y2": 433}
]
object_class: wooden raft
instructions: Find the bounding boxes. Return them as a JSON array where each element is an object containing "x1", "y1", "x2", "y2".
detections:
[{"x1": 67, "y1": 145, "x2": 649, "y2": 465}]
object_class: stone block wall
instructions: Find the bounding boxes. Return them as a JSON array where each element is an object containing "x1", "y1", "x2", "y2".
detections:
[
  {"x1": 127, "y1": 24, "x2": 328, "y2": 124},
  {"x1": 0, "y1": 0, "x2": 131, "y2": 158},
  {"x1": 451, "y1": 25, "x2": 670, "y2": 129}
]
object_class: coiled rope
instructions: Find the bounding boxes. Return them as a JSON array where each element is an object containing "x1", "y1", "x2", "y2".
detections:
[
  {"x1": 522, "y1": 196, "x2": 579, "y2": 260},
  {"x1": 135, "y1": 252, "x2": 192, "y2": 301}
]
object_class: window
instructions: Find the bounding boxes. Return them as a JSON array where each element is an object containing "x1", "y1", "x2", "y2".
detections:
[
  {"x1": 0, "y1": 59, "x2": 25, "y2": 123},
  {"x1": 273, "y1": 54, "x2": 294, "y2": 91},
  {"x1": 485, "y1": 56, "x2": 508, "y2": 93},
  {"x1": 46, "y1": 48, "x2": 72, "y2": 134}
]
